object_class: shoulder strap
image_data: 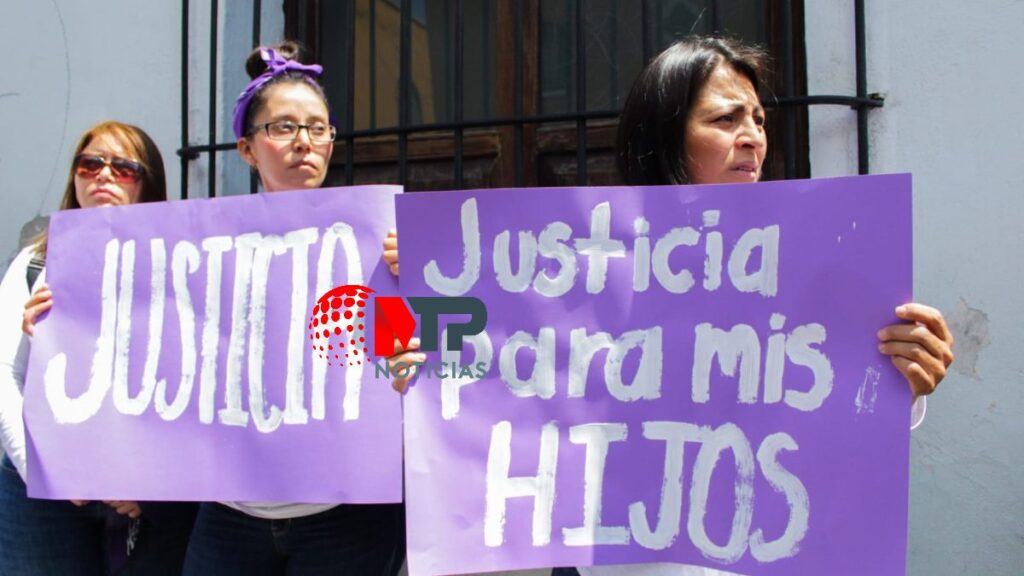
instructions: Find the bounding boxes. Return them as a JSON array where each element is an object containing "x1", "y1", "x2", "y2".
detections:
[{"x1": 25, "y1": 256, "x2": 45, "y2": 291}]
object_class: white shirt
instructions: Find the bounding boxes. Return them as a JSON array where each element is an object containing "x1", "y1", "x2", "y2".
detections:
[
  {"x1": 0, "y1": 246, "x2": 43, "y2": 481},
  {"x1": 222, "y1": 501, "x2": 337, "y2": 519}
]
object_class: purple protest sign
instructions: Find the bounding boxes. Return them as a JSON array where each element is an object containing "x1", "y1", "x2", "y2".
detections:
[
  {"x1": 398, "y1": 174, "x2": 913, "y2": 575},
  {"x1": 24, "y1": 186, "x2": 404, "y2": 503}
]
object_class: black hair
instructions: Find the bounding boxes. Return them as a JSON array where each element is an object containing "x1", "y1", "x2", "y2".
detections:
[{"x1": 616, "y1": 36, "x2": 767, "y2": 185}]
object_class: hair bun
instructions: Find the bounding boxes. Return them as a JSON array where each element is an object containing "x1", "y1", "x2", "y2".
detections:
[{"x1": 244, "y1": 40, "x2": 310, "y2": 80}]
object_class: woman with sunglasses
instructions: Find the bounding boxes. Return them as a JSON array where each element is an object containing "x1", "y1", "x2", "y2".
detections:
[
  {"x1": 0, "y1": 121, "x2": 198, "y2": 574},
  {"x1": 179, "y1": 41, "x2": 405, "y2": 576},
  {"x1": 549, "y1": 36, "x2": 954, "y2": 576}
]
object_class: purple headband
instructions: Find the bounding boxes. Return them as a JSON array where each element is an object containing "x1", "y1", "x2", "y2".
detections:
[{"x1": 232, "y1": 47, "x2": 324, "y2": 139}]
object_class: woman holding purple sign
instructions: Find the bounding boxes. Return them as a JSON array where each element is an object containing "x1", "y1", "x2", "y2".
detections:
[
  {"x1": 0, "y1": 121, "x2": 197, "y2": 574},
  {"x1": 177, "y1": 41, "x2": 405, "y2": 576},
  {"x1": 549, "y1": 35, "x2": 955, "y2": 576}
]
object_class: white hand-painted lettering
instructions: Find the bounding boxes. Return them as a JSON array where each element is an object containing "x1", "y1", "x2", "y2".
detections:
[
  {"x1": 563, "y1": 423, "x2": 631, "y2": 546},
  {"x1": 484, "y1": 421, "x2": 559, "y2": 547},
  {"x1": 44, "y1": 224, "x2": 368, "y2": 429}
]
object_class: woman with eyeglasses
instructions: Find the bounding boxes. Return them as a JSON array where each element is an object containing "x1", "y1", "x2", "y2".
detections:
[
  {"x1": 0, "y1": 121, "x2": 198, "y2": 575},
  {"x1": 550, "y1": 36, "x2": 954, "y2": 576},
  {"x1": 178, "y1": 41, "x2": 406, "y2": 576}
]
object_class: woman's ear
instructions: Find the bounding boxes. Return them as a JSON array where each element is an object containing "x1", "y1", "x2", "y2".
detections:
[{"x1": 237, "y1": 138, "x2": 257, "y2": 168}]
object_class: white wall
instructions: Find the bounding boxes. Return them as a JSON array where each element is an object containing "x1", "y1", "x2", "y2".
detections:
[
  {"x1": 806, "y1": 1, "x2": 1024, "y2": 573},
  {"x1": 0, "y1": 0, "x2": 283, "y2": 265},
  {"x1": 0, "y1": 1, "x2": 179, "y2": 261}
]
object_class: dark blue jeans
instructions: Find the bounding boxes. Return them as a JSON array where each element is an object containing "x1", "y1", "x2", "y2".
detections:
[
  {"x1": 0, "y1": 455, "x2": 195, "y2": 576},
  {"x1": 0, "y1": 456, "x2": 105, "y2": 575},
  {"x1": 182, "y1": 501, "x2": 405, "y2": 576}
]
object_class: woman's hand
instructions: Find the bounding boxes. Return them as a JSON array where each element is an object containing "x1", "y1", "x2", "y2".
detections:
[
  {"x1": 877, "y1": 303, "x2": 954, "y2": 397},
  {"x1": 388, "y1": 337, "x2": 426, "y2": 394},
  {"x1": 104, "y1": 500, "x2": 143, "y2": 519},
  {"x1": 22, "y1": 283, "x2": 53, "y2": 336},
  {"x1": 381, "y1": 229, "x2": 423, "y2": 392},
  {"x1": 382, "y1": 229, "x2": 399, "y2": 276}
]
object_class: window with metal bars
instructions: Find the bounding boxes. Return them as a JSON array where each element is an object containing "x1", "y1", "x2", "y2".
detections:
[{"x1": 179, "y1": 0, "x2": 882, "y2": 197}]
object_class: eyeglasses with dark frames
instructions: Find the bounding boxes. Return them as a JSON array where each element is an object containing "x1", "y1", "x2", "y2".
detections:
[{"x1": 249, "y1": 121, "x2": 337, "y2": 143}]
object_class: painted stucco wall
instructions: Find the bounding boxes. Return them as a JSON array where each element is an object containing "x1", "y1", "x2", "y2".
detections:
[
  {"x1": 0, "y1": 0, "x2": 282, "y2": 266},
  {"x1": 806, "y1": 1, "x2": 1024, "y2": 574},
  {"x1": 0, "y1": 1, "x2": 180, "y2": 261}
]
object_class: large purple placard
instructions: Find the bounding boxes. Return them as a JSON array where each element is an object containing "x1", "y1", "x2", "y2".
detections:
[
  {"x1": 399, "y1": 175, "x2": 913, "y2": 575},
  {"x1": 25, "y1": 186, "x2": 404, "y2": 503}
]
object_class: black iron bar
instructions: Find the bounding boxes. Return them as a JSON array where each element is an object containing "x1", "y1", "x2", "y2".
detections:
[
  {"x1": 855, "y1": 0, "x2": 870, "y2": 174},
  {"x1": 209, "y1": 0, "x2": 219, "y2": 197},
  {"x1": 250, "y1": 0, "x2": 261, "y2": 194},
  {"x1": 252, "y1": 0, "x2": 261, "y2": 44},
  {"x1": 514, "y1": 0, "x2": 523, "y2": 186},
  {"x1": 180, "y1": 0, "x2": 191, "y2": 200},
  {"x1": 345, "y1": 0, "x2": 356, "y2": 184},
  {"x1": 609, "y1": 0, "x2": 618, "y2": 107},
  {"x1": 575, "y1": 0, "x2": 587, "y2": 185},
  {"x1": 775, "y1": 94, "x2": 883, "y2": 108},
  {"x1": 641, "y1": 0, "x2": 653, "y2": 63},
  {"x1": 370, "y1": 0, "x2": 377, "y2": 129},
  {"x1": 780, "y1": 0, "x2": 796, "y2": 179},
  {"x1": 177, "y1": 1, "x2": 886, "y2": 190},
  {"x1": 178, "y1": 93, "x2": 883, "y2": 159},
  {"x1": 454, "y1": 0, "x2": 465, "y2": 188},
  {"x1": 399, "y1": 0, "x2": 411, "y2": 184}
]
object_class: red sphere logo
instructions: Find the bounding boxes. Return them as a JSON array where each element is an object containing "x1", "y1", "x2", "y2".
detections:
[{"x1": 308, "y1": 284, "x2": 373, "y2": 367}]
